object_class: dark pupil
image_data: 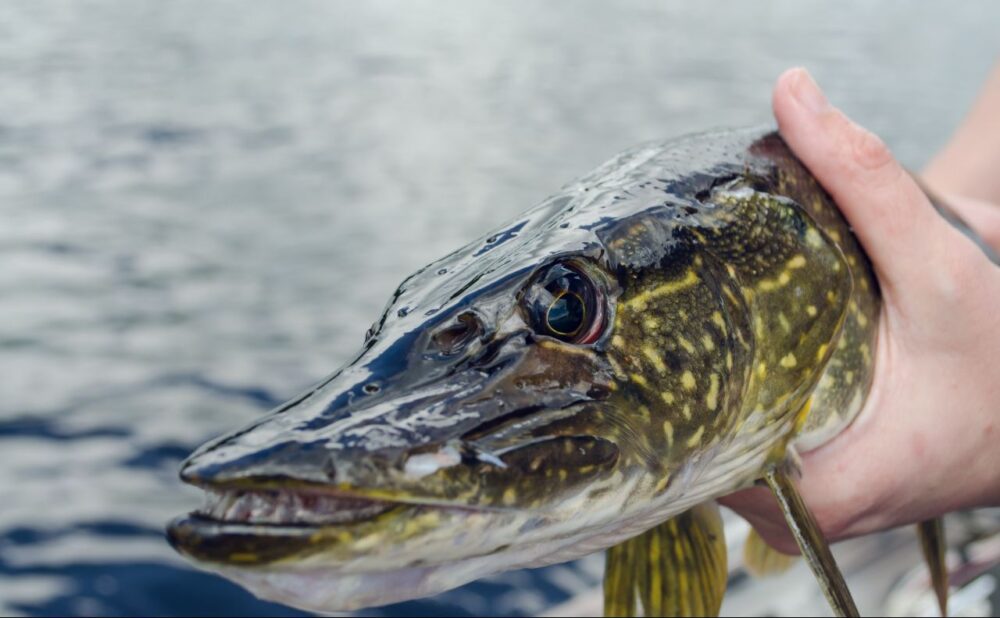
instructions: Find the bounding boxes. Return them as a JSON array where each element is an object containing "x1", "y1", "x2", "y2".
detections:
[{"x1": 546, "y1": 291, "x2": 585, "y2": 336}]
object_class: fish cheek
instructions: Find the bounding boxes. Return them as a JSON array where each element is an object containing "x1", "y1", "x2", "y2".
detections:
[
  {"x1": 478, "y1": 436, "x2": 620, "y2": 509},
  {"x1": 602, "y1": 262, "x2": 747, "y2": 475}
]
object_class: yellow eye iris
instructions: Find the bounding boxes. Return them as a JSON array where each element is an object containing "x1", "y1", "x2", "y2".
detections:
[{"x1": 545, "y1": 290, "x2": 586, "y2": 336}]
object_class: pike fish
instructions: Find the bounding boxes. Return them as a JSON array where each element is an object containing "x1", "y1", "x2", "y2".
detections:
[{"x1": 168, "y1": 128, "x2": 955, "y2": 617}]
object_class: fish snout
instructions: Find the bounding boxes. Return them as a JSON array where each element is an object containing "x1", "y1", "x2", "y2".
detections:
[{"x1": 179, "y1": 437, "x2": 338, "y2": 488}]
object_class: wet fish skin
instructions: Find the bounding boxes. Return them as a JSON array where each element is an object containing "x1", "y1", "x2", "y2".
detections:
[{"x1": 167, "y1": 127, "x2": 879, "y2": 612}]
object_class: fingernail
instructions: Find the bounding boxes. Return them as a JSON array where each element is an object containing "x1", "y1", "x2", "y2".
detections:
[{"x1": 792, "y1": 69, "x2": 829, "y2": 113}]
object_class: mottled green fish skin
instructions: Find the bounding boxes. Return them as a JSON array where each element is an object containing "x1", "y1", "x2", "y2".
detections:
[
  {"x1": 167, "y1": 127, "x2": 881, "y2": 613},
  {"x1": 595, "y1": 131, "x2": 878, "y2": 497}
]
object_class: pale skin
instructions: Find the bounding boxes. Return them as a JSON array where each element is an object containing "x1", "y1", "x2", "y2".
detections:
[{"x1": 721, "y1": 66, "x2": 1000, "y2": 554}]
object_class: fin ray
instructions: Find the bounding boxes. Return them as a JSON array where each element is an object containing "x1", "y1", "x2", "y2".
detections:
[
  {"x1": 763, "y1": 467, "x2": 859, "y2": 617},
  {"x1": 917, "y1": 517, "x2": 949, "y2": 617},
  {"x1": 603, "y1": 503, "x2": 728, "y2": 617}
]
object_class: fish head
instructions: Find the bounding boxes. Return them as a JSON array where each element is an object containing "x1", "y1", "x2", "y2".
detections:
[{"x1": 167, "y1": 133, "x2": 774, "y2": 612}]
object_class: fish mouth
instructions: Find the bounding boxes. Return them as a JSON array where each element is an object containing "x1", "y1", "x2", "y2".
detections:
[
  {"x1": 196, "y1": 488, "x2": 401, "y2": 527},
  {"x1": 167, "y1": 485, "x2": 492, "y2": 567}
]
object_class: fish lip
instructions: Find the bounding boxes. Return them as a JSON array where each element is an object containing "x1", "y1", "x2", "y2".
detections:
[
  {"x1": 166, "y1": 486, "x2": 496, "y2": 567},
  {"x1": 166, "y1": 480, "x2": 517, "y2": 567},
  {"x1": 166, "y1": 512, "x2": 350, "y2": 567}
]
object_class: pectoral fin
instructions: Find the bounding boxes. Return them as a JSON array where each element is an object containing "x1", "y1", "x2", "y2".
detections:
[
  {"x1": 603, "y1": 503, "x2": 728, "y2": 617},
  {"x1": 743, "y1": 526, "x2": 797, "y2": 577},
  {"x1": 917, "y1": 517, "x2": 949, "y2": 617},
  {"x1": 763, "y1": 467, "x2": 859, "y2": 617}
]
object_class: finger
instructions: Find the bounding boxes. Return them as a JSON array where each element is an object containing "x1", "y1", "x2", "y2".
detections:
[
  {"x1": 771, "y1": 68, "x2": 958, "y2": 290},
  {"x1": 937, "y1": 193, "x2": 1000, "y2": 256}
]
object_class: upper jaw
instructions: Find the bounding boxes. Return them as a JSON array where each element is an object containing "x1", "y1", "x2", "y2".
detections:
[{"x1": 197, "y1": 487, "x2": 400, "y2": 527}]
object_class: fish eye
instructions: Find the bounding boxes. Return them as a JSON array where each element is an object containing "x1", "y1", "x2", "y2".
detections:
[{"x1": 525, "y1": 262, "x2": 605, "y2": 344}]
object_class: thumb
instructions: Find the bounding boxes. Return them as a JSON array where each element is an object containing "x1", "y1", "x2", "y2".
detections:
[{"x1": 771, "y1": 68, "x2": 968, "y2": 292}]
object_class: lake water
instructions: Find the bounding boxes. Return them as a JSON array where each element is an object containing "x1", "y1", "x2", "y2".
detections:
[{"x1": 2, "y1": 2, "x2": 998, "y2": 616}]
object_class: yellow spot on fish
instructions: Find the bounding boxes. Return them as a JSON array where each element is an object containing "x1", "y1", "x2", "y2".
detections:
[
  {"x1": 503, "y1": 488, "x2": 517, "y2": 506},
  {"x1": 662, "y1": 420, "x2": 674, "y2": 445},
  {"x1": 608, "y1": 356, "x2": 626, "y2": 378},
  {"x1": 661, "y1": 391, "x2": 675, "y2": 405},
  {"x1": 827, "y1": 291, "x2": 837, "y2": 303},
  {"x1": 643, "y1": 318, "x2": 659, "y2": 331},
  {"x1": 857, "y1": 312, "x2": 868, "y2": 327},
  {"x1": 686, "y1": 425, "x2": 705, "y2": 448},
  {"x1": 788, "y1": 255, "x2": 807, "y2": 269},
  {"x1": 702, "y1": 334, "x2": 715, "y2": 351},
  {"x1": 778, "y1": 271, "x2": 791, "y2": 286},
  {"x1": 677, "y1": 336, "x2": 696, "y2": 354},
  {"x1": 712, "y1": 311, "x2": 726, "y2": 331},
  {"x1": 631, "y1": 373, "x2": 648, "y2": 387},
  {"x1": 806, "y1": 305, "x2": 818, "y2": 317},
  {"x1": 559, "y1": 469, "x2": 568, "y2": 480},
  {"x1": 612, "y1": 335, "x2": 625, "y2": 348},
  {"x1": 706, "y1": 374, "x2": 720, "y2": 411},
  {"x1": 637, "y1": 405, "x2": 651, "y2": 423},
  {"x1": 681, "y1": 370, "x2": 696, "y2": 391},
  {"x1": 624, "y1": 270, "x2": 699, "y2": 311},
  {"x1": 845, "y1": 370, "x2": 855, "y2": 385},
  {"x1": 539, "y1": 340, "x2": 596, "y2": 358},
  {"x1": 642, "y1": 346, "x2": 667, "y2": 374},
  {"x1": 757, "y1": 362, "x2": 767, "y2": 379},
  {"x1": 780, "y1": 353, "x2": 797, "y2": 368},
  {"x1": 806, "y1": 228, "x2": 823, "y2": 247},
  {"x1": 682, "y1": 404, "x2": 691, "y2": 420},
  {"x1": 726, "y1": 350, "x2": 733, "y2": 370},
  {"x1": 654, "y1": 474, "x2": 671, "y2": 494},
  {"x1": 778, "y1": 312, "x2": 791, "y2": 332},
  {"x1": 816, "y1": 343, "x2": 829, "y2": 361}
]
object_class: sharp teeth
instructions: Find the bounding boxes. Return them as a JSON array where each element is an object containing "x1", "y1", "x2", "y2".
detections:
[{"x1": 199, "y1": 490, "x2": 394, "y2": 525}]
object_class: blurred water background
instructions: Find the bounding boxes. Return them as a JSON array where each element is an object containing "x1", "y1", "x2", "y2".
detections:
[{"x1": 2, "y1": 1, "x2": 999, "y2": 616}]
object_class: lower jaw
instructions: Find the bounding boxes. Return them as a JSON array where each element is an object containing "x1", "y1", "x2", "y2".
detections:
[{"x1": 166, "y1": 502, "x2": 418, "y2": 566}]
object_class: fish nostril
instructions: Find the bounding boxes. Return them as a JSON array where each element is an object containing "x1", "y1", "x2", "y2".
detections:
[
  {"x1": 363, "y1": 382, "x2": 381, "y2": 395},
  {"x1": 432, "y1": 312, "x2": 482, "y2": 356}
]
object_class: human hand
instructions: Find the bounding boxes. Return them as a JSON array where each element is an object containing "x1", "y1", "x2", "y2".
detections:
[{"x1": 720, "y1": 68, "x2": 1000, "y2": 554}]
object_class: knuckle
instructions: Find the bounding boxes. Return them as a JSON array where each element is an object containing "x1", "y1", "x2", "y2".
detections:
[{"x1": 849, "y1": 125, "x2": 895, "y2": 173}]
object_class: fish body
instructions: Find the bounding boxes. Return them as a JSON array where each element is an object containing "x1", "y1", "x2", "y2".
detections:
[{"x1": 167, "y1": 127, "x2": 879, "y2": 613}]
